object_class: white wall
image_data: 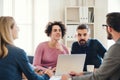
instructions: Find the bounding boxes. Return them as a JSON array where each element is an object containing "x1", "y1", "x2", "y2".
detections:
[
  {"x1": 94, "y1": 0, "x2": 108, "y2": 48},
  {"x1": 108, "y1": 0, "x2": 120, "y2": 12},
  {"x1": 33, "y1": 0, "x2": 49, "y2": 53},
  {"x1": 49, "y1": 0, "x2": 65, "y2": 22},
  {"x1": 0, "y1": 0, "x2": 3, "y2": 16}
]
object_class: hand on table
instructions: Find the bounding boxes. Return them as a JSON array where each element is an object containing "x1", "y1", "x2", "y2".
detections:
[
  {"x1": 69, "y1": 71, "x2": 83, "y2": 76},
  {"x1": 61, "y1": 74, "x2": 71, "y2": 80}
]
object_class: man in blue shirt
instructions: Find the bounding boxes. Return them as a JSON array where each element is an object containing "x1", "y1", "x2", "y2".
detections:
[{"x1": 71, "y1": 24, "x2": 106, "y2": 71}]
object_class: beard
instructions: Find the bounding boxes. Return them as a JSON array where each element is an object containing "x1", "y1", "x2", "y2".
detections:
[
  {"x1": 78, "y1": 39, "x2": 87, "y2": 47},
  {"x1": 107, "y1": 31, "x2": 113, "y2": 40}
]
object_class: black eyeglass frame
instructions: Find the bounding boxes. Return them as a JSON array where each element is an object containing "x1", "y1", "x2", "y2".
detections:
[{"x1": 102, "y1": 24, "x2": 108, "y2": 27}]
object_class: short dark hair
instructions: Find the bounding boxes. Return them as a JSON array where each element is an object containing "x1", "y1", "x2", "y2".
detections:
[
  {"x1": 106, "y1": 12, "x2": 120, "y2": 32},
  {"x1": 77, "y1": 24, "x2": 90, "y2": 32},
  {"x1": 45, "y1": 21, "x2": 66, "y2": 38}
]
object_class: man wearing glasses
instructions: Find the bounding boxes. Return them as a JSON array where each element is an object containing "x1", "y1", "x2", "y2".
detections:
[{"x1": 62, "y1": 12, "x2": 120, "y2": 80}]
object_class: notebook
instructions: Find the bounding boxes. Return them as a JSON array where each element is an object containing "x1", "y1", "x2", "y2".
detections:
[{"x1": 55, "y1": 54, "x2": 86, "y2": 76}]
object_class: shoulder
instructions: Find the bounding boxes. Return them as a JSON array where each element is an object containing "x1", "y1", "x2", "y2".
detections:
[
  {"x1": 72, "y1": 41, "x2": 78, "y2": 45},
  {"x1": 7, "y1": 45, "x2": 27, "y2": 60},
  {"x1": 106, "y1": 43, "x2": 120, "y2": 63},
  {"x1": 7, "y1": 44, "x2": 26, "y2": 54},
  {"x1": 108, "y1": 43, "x2": 120, "y2": 56},
  {"x1": 37, "y1": 41, "x2": 49, "y2": 48},
  {"x1": 72, "y1": 41, "x2": 79, "y2": 47},
  {"x1": 89, "y1": 39, "x2": 101, "y2": 44},
  {"x1": 38, "y1": 41, "x2": 48, "y2": 46},
  {"x1": 89, "y1": 39, "x2": 99, "y2": 42},
  {"x1": 106, "y1": 40, "x2": 120, "y2": 59},
  {"x1": 35, "y1": 41, "x2": 49, "y2": 52}
]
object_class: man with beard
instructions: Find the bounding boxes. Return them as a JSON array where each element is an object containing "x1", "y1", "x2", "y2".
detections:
[
  {"x1": 62, "y1": 12, "x2": 120, "y2": 80},
  {"x1": 71, "y1": 24, "x2": 106, "y2": 71}
]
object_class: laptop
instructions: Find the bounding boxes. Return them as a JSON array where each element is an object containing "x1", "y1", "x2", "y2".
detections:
[{"x1": 55, "y1": 54, "x2": 86, "y2": 76}]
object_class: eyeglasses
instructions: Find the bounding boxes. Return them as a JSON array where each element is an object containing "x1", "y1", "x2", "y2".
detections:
[
  {"x1": 102, "y1": 24, "x2": 108, "y2": 30},
  {"x1": 102, "y1": 24, "x2": 108, "y2": 27}
]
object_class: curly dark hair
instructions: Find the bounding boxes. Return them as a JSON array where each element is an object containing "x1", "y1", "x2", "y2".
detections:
[{"x1": 45, "y1": 21, "x2": 66, "y2": 38}]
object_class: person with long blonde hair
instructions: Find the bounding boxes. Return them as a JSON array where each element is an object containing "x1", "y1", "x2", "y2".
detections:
[{"x1": 0, "y1": 16, "x2": 53, "y2": 80}]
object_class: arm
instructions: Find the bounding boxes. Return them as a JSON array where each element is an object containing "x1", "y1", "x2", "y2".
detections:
[
  {"x1": 71, "y1": 42, "x2": 78, "y2": 54},
  {"x1": 96, "y1": 39, "x2": 106, "y2": 58},
  {"x1": 33, "y1": 43, "x2": 47, "y2": 71},
  {"x1": 16, "y1": 50, "x2": 51, "y2": 80},
  {"x1": 72, "y1": 44, "x2": 120, "y2": 80},
  {"x1": 62, "y1": 44, "x2": 69, "y2": 54},
  {"x1": 55, "y1": 42, "x2": 69, "y2": 54}
]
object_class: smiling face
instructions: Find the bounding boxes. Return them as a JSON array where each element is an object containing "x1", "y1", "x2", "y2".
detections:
[
  {"x1": 50, "y1": 25, "x2": 62, "y2": 41},
  {"x1": 76, "y1": 29, "x2": 89, "y2": 46}
]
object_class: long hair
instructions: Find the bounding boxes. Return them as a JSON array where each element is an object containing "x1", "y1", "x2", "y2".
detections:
[{"x1": 0, "y1": 16, "x2": 15, "y2": 58}]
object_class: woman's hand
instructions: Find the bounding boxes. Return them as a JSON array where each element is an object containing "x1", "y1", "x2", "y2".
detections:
[
  {"x1": 35, "y1": 69, "x2": 44, "y2": 75},
  {"x1": 52, "y1": 67, "x2": 56, "y2": 73},
  {"x1": 56, "y1": 42, "x2": 64, "y2": 52},
  {"x1": 44, "y1": 68, "x2": 54, "y2": 77}
]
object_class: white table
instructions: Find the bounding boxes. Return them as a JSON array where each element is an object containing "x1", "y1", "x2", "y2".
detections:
[{"x1": 50, "y1": 76, "x2": 71, "y2": 80}]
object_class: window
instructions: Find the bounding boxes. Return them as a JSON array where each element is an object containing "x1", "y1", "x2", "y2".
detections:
[
  {"x1": 14, "y1": 0, "x2": 33, "y2": 55},
  {"x1": 3, "y1": 0, "x2": 49, "y2": 55},
  {"x1": 3, "y1": 0, "x2": 33, "y2": 55}
]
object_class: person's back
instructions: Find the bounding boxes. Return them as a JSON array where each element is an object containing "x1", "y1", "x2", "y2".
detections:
[
  {"x1": 0, "y1": 45, "x2": 24, "y2": 80},
  {"x1": 0, "y1": 16, "x2": 53, "y2": 80},
  {"x1": 0, "y1": 44, "x2": 51, "y2": 80},
  {"x1": 94, "y1": 41, "x2": 120, "y2": 80}
]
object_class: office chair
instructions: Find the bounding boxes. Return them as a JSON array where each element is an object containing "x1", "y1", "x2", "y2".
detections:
[{"x1": 28, "y1": 56, "x2": 34, "y2": 64}]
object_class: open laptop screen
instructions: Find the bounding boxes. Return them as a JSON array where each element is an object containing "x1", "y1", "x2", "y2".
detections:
[{"x1": 55, "y1": 54, "x2": 86, "y2": 76}]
